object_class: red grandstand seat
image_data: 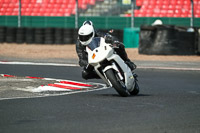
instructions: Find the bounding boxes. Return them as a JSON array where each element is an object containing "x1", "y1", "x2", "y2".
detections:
[
  {"x1": 177, "y1": 0, "x2": 184, "y2": 5},
  {"x1": 55, "y1": 0, "x2": 63, "y2": 4},
  {"x1": 168, "y1": 5, "x2": 176, "y2": 10},
  {"x1": 195, "y1": 9, "x2": 200, "y2": 15},
  {"x1": 4, "y1": 0, "x2": 11, "y2": 3},
  {"x1": 134, "y1": 10, "x2": 139, "y2": 16},
  {"x1": 0, "y1": 12, "x2": 5, "y2": 15},
  {"x1": 0, "y1": 0, "x2": 4, "y2": 3},
  {"x1": 0, "y1": 8, "x2": 6, "y2": 14},
  {"x1": 183, "y1": 0, "x2": 190, "y2": 5},
  {"x1": 21, "y1": 0, "x2": 30, "y2": 3},
  {"x1": 181, "y1": 12, "x2": 188, "y2": 17},
  {"x1": 64, "y1": 12, "x2": 70, "y2": 16},
  {"x1": 12, "y1": 11, "x2": 18, "y2": 15},
  {"x1": 167, "y1": 10, "x2": 174, "y2": 17},
  {"x1": 2, "y1": 3, "x2": 9, "y2": 8},
  {"x1": 149, "y1": 0, "x2": 156, "y2": 5},
  {"x1": 44, "y1": 12, "x2": 50, "y2": 16},
  {"x1": 58, "y1": 8, "x2": 64, "y2": 13},
  {"x1": 30, "y1": 0, "x2": 36, "y2": 3},
  {"x1": 62, "y1": 0, "x2": 69, "y2": 4},
  {"x1": 195, "y1": 14, "x2": 200, "y2": 17},
  {"x1": 88, "y1": 0, "x2": 95, "y2": 5},
  {"x1": 136, "y1": 0, "x2": 143, "y2": 6},
  {"x1": 0, "y1": 0, "x2": 96, "y2": 17}
]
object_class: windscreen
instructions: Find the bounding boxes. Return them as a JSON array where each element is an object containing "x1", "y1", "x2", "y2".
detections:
[{"x1": 87, "y1": 37, "x2": 101, "y2": 51}]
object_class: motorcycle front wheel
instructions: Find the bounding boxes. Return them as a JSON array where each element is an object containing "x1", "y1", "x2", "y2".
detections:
[{"x1": 105, "y1": 69, "x2": 130, "y2": 97}]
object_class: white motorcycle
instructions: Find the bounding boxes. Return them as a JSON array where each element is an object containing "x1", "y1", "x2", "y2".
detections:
[{"x1": 86, "y1": 37, "x2": 139, "y2": 97}]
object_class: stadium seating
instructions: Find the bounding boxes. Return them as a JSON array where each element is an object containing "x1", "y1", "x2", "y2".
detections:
[
  {"x1": 134, "y1": 0, "x2": 200, "y2": 17},
  {"x1": 0, "y1": 0, "x2": 96, "y2": 16},
  {"x1": 0, "y1": 0, "x2": 199, "y2": 17}
]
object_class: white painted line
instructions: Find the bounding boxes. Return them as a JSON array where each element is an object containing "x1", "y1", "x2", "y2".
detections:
[
  {"x1": 1, "y1": 61, "x2": 200, "y2": 71},
  {"x1": 32, "y1": 86, "x2": 73, "y2": 92},
  {"x1": 0, "y1": 61, "x2": 79, "y2": 67},
  {"x1": 138, "y1": 66, "x2": 200, "y2": 71}
]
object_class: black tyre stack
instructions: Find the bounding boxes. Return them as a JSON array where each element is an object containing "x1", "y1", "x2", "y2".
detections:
[
  {"x1": 34, "y1": 28, "x2": 44, "y2": 44},
  {"x1": 72, "y1": 28, "x2": 78, "y2": 44},
  {"x1": 63, "y1": 28, "x2": 73, "y2": 44},
  {"x1": 5, "y1": 27, "x2": 16, "y2": 43},
  {"x1": 0, "y1": 27, "x2": 5, "y2": 43},
  {"x1": 0, "y1": 27, "x2": 82, "y2": 45},
  {"x1": 54, "y1": 28, "x2": 64, "y2": 44},
  {"x1": 25, "y1": 28, "x2": 35, "y2": 44},
  {"x1": 44, "y1": 28, "x2": 55, "y2": 44},
  {"x1": 16, "y1": 28, "x2": 25, "y2": 44}
]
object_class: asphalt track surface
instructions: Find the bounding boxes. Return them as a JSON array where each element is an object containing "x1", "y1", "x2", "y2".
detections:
[{"x1": 0, "y1": 63, "x2": 200, "y2": 133}]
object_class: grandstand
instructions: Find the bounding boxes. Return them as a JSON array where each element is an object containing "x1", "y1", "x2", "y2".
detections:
[
  {"x1": 0, "y1": 0, "x2": 199, "y2": 17},
  {"x1": 133, "y1": 0, "x2": 200, "y2": 18},
  {"x1": 0, "y1": 0, "x2": 96, "y2": 16}
]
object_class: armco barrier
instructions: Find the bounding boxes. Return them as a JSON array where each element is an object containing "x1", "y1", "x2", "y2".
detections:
[{"x1": 139, "y1": 25, "x2": 199, "y2": 55}]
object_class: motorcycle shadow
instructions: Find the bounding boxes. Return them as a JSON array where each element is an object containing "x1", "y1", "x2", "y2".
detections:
[{"x1": 100, "y1": 93, "x2": 151, "y2": 97}]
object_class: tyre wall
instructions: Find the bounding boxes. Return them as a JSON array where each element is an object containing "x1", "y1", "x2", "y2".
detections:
[
  {"x1": 139, "y1": 25, "x2": 200, "y2": 55},
  {"x1": 0, "y1": 27, "x2": 123, "y2": 45},
  {"x1": 0, "y1": 27, "x2": 78, "y2": 44}
]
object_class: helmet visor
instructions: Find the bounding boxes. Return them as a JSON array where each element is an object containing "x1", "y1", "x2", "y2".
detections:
[{"x1": 79, "y1": 32, "x2": 93, "y2": 42}]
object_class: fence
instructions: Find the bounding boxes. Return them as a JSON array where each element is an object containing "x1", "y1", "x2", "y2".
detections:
[
  {"x1": 1, "y1": 16, "x2": 200, "y2": 29},
  {"x1": 0, "y1": 0, "x2": 200, "y2": 29}
]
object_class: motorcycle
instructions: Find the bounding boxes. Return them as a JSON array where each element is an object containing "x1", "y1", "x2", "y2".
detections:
[{"x1": 86, "y1": 37, "x2": 139, "y2": 97}]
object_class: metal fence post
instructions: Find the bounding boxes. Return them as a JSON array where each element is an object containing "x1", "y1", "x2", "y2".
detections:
[
  {"x1": 18, "y1": 0, "x2": 21, "y2": 27},
  {"x1": 75, "y1": 0, "x2": 79, "y2": 29},
  {"x1": 190, "y1": 0, "x2": 194, "y2": 27},
  {"x1": 131, "y1": 0, "x2": 135, "y2": 28}
]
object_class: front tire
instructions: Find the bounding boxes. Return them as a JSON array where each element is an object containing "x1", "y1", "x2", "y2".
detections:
[
  {"x1": 130, "y1": 81, "x2": 139, "y2": 95},
  {"x1": 105, "y1": 69, "x2": 130, "y2": 97}
]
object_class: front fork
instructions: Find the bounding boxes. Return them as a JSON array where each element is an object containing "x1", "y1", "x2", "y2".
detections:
[{"x1": 94, "y1": 62, "x2": 124, "y2": 87}]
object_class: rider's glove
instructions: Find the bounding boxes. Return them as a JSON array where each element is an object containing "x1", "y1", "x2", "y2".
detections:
[
  {"x1": 104, "y1": 33, "x2": 113, "y2": 44},
  {"x1": 112, "y1": 41, "x2": 125, "y2": 49}
]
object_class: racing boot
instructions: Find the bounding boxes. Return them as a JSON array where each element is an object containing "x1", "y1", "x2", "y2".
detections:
[{"x1": 125, "y1": 60, "x2": 137, "y2": 72}]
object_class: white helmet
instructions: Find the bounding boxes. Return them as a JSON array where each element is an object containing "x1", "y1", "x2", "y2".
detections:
[
  {"x1": 83, "y1": 20, "x2": 93, "y2": 26},
  {"x1": 78, "y1": 24, "x2": 95, "y2": 46}
]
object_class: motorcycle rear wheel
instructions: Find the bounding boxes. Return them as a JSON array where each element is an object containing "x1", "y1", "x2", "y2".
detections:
[{"x1": 105, "y1": 69, "x2": 130, "y2": 97}]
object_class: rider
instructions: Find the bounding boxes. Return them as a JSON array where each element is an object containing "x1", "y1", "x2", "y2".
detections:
[{"x1": 76, "y1": 20, "x2": 137, "y2": 80}]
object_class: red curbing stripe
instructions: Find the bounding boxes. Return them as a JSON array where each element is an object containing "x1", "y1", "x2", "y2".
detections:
[
  {"x1": 2, "y1": 74, "x2": 15, "y2": 77},
  {"x1": 60, "y1": 81, "x2": 92, "y2": 87},
  {"x1": 48, "y1": 84, "x2": 82, "y2": 90},
  {"x1": 26, "y1": 76, "x2": 44, "y2": 79}
]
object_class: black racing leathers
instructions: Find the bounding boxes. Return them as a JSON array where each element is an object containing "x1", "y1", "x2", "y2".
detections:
[{"x1": 76, "y1": 31, "x2": 102, "y2": 67}]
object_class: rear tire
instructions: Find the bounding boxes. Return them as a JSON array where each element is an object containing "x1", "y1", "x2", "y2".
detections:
[{"x1": 105, "y1": 69, "x2": 130, "y2": 97}]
